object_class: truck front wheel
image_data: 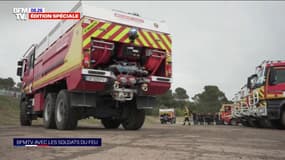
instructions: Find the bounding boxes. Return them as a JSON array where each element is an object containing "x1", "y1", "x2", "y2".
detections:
[
  {"x1": 248, "y1": 118, "x2": 260, "y2": 128},
  {"x1": 122, "y1": 105, "x2": 145, "y2": 130},
  {"x1": 43, "y1": 93, "x2": 57, "y2": 129},
  {"x1": 101, "y1": 118, "x2": 121, "y2": 129},
  {"x1": 20, "y1": 100, "x2": 32, "y2": 126},
  {"x1": 280, "y1": 108, "x2": 285, "y2": 129},
  {"x1": 241, "y1": 120, "x2": 250, "y2": 127},
  {"x1": 55, "y1": 90, "x2": 78, "y2": 130}
]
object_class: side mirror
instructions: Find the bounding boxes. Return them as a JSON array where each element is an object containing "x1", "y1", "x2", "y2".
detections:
[
  {"x1": 247, "y1": 74, "x2": 257, "y2": 89},
  {"x1": 17, "y1": 67, "x2": 22, "y2": 76},
  {"x1": 269, "y1": 68, "x2": 277, "y2": 85},
  {"x1": 18, "y1": 60, "x2": 23, "y2": 66},
  {"x1": 17, "y1": 59, "x2": 25, "y2": 78},
  {"x1": 246, "y1": 77, "x2": 251, "y2": 89}
]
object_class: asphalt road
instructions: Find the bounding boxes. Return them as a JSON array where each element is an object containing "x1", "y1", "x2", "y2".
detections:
[{"x1": 1, "y1": 123, "x2": 285, "y2": 160}]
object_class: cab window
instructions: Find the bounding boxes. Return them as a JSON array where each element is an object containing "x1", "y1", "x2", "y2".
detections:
[{"x1": 274, "y1": 69, "x2": 285, "y2": 84}]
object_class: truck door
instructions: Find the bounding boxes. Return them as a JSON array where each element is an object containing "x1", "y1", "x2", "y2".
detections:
[
  {"x1": 267, "y1": 67, "x2": 285, "y2": 99},
  {"x1": 23, "y1": 46, "x2": 36, "y2": 94}
]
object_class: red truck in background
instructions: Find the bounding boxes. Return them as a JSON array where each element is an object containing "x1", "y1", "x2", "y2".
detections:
[
  {"x1": 219, "y1": 104, "x2": 239, "y2": 125},
  {"x1": 16, "y1": 2, "x2": 172, "y2": 130}
]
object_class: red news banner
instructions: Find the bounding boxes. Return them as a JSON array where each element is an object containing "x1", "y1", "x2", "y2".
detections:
[{"x1": 29, "y1": 12, "x2": 80, "y2": 20}]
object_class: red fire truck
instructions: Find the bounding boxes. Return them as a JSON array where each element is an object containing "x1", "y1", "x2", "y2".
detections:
[
  {"x1": 220, "y1": 104, "x2": 239, "y2": 125},
  {"x1": 16, "y1": 2, "x2": 172, "y2": 130},
  {"x1": 245, "y1": 60, "x2": 285, "y2": 128}
]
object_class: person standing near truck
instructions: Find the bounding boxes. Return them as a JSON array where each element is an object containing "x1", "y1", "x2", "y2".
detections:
[{"x1": 183, "y1": 106, "x2": 191, "y2": 125}]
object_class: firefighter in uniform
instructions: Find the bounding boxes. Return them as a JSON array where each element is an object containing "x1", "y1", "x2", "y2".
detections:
[{"x1": 183, "y1": 106, "x2": 191, "y2": 125}]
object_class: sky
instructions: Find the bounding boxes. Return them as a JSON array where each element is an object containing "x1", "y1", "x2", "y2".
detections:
[{"x1": 0, "y1": 1, "x2": 284, "y2": 100}]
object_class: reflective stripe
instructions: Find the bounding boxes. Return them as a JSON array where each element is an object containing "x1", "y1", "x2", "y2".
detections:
[
  {"x1": 157, "y1": 33, "x2": 171, "y2": 52},
  {"x1": 113, "y1": 27, "x2": 130, "y2": 41},
  {"x1": 83, "y1": 21, "x2": 104, "y2": 40},
  {"x1": 160, "y1": 34, "x2": 171, "y2": 49},
  {"x1": 137, "y1": 31, "x2": 149, "y2": 47},
  {"x1": 142, "y1": 31, "x2": 158, "y2": 48},
  {"x1": 83, "y1": 20, "x2": 98, "y2": 34},
  {"x1": 102, "y1": 25, "x2": 121, "y2": 39},
  {"x1": 151, "y1": 32, "x2": 166, "y2": 50},
  {"x1": 83, "y1": 23, "x2": 111, "y2": 47},
  {"x1": 138, "y1": 30, "x2": 152, "y2": 47},
  {"x1": 82, "y1": 18, "x2": 172, "y2": 53},
  {"x1": 90, "y1": 23, "x2": 111, "y2": 39}
]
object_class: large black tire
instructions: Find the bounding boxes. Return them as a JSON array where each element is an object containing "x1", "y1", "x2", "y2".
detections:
[
  {"x1": 270, "y1": 120, "x2": 283, "y2": 129},
  {"x1": 258, "y1": 119, "x2": 272, "y2": 128},
  {"x1": 101, "y1": 118, "x2": 121, "y2": 129},
  {"x1": 43, "y1": 93, "x2": 57, "y2": 129},
  {"x1": 55, "y1": 90, "x2": 78, "y2": 130},
  {"x1": 248, "y1": 118, "x2": 261, "y2": 128},
  {"x1": 20, "y1": 100, "x2": 32, "y2": 126},
  {"x1": 241, "y1": 120, "x2": 250, "y2": 127},
  {"x1": 122, "y1": 105, "x2": 145, "y2": 130},
  {"x1": 280, "y1": 108, "x2": 285, "y2": 129}
]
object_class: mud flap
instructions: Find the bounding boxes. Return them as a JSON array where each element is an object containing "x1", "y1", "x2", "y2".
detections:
[{"x1": 136, "y1": 96, "x2": 157, "y2": 109}]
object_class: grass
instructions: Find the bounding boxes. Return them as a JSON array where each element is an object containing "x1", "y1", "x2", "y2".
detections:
[
  {"x1": 0, "y1": 95, "x2": 20, "y2": 125},
  {"x1": 0, "y1": 95, "x2": 183, "y2": 126}
]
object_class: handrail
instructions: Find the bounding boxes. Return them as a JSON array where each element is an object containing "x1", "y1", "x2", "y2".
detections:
[{"x1": 23, "y1": 44, "x2": 37, "y2": 58}]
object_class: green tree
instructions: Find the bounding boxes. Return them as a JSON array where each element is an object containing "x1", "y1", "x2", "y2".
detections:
[
  {"x1": 0, "y1": 77, "x2": 15, "y2": 89},
  {"x1": 173, "y1": 87, "x2": 189, "y2": 108},
  {"x1": 147, "y1": 87, "x2": 191, "y2": 116},
  {"x1": 14, "y1": 82, "x2": 22, "y2": 91},
  {"x1": 192, "y1": 85, "x2": 229, "y2": 113},
  {"x1": 174, "y1": 87, "x2": 189, "y2": 100},
  {"x1": 156, "y1": 90, "x2": 175, "y2": 108}
]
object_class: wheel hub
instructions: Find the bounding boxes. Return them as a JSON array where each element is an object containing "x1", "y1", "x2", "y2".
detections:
[{"x1": 56, "y1": 100, "x2": 64, "y2": 122}]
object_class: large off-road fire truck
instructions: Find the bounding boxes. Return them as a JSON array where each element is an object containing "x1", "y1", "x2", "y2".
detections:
[
  {"x1": 243, "y1": 60, "x2": 285, "y2": 128},
  {"x1": 233, "y1": 85, "x2": 252, "y2": 126},
  {"x1": 16, "y1": 2, "x2": 172, "y2": 130}
]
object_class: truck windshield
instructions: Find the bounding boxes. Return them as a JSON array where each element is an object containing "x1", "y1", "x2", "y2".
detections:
[{"x1": 275, "y1": 68, "x2": 285, "y2": 84}]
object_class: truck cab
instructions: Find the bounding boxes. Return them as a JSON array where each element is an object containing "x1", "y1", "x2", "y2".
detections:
[{"x1": 246, "y1": 60, "x2": 285, "y2": 128}]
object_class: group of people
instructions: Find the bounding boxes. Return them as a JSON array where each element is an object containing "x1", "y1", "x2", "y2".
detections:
[{"x1": 182, "y1": 106, "x2": 221, "y2": 125}]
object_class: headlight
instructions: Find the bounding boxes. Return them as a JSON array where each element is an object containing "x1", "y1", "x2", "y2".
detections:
[
  {"x1": 114, "y1": 81, "x2": 120, "y2": 89},
  {"x1": 141, "y1": 83, "x2": 148, "y2": 92}
]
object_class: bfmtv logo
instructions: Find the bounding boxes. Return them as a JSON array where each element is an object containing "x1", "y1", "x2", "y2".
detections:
[{"x1": 13, "y1": 8, "x2": 45, "y2": 20}]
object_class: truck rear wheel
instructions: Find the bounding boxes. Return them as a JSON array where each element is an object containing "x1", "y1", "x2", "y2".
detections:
[
  {"x1": 122, "y1": 105, "x2": 145, "y2": 130},
  {"x1": 101, "y1": 118, "x2": 121, "y2": 129},
  {"x1": 20, "y1": 100, "x2": 32, "y2": 126},
  {"x1": 280, "y1": 109, "x2": 285, "y2": 129},
  {"x1": 248, "y1": 118, "x2": 260, "y2": 128},
  {"x1": 43, "y1": 93, "x2": 57, "y2": 129},
  {"x1": 258, "y1": 119, "x2": 272, "y2": 128},
  {"x1": 241, "y1": 120, "x2": 250, "y2": 127},
  {"x1": 270, "y1": 120, "x2": 283, "y2": 129},
  {"x1": 55, "y1": 90, "x2": 78, "y2": 130}
]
